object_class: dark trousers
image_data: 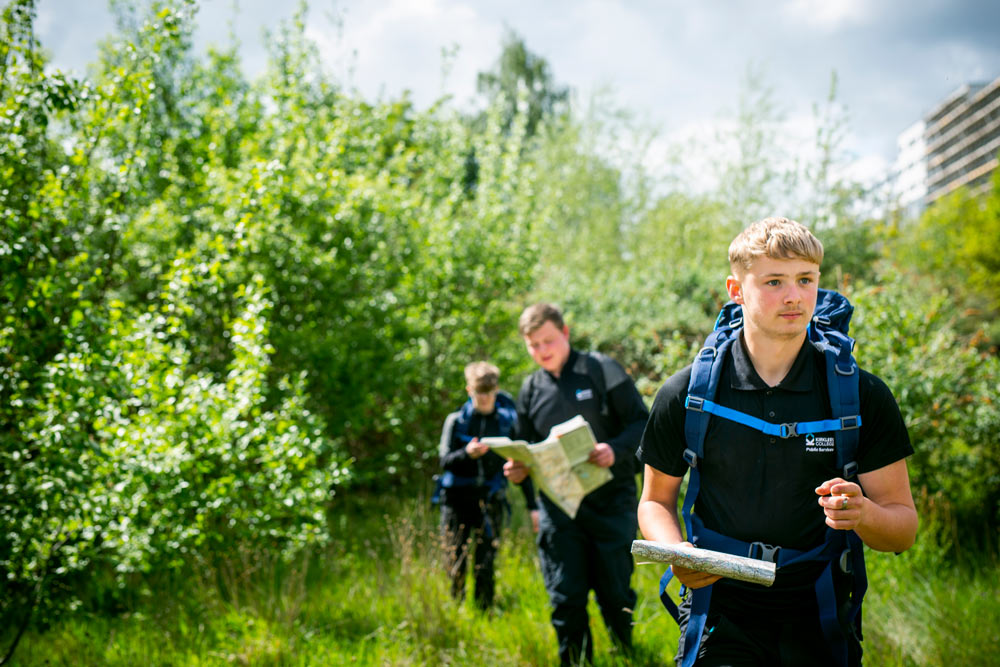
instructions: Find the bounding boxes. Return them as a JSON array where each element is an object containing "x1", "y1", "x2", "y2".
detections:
[
  {"x1": 440, "y1": 492, "x2": 504, "y2": 609},
  {"x1": 537, "y1": 499, "x2": 638, "y2": 665},
  {"x1": 674, "y1": 589, "x2": 863, "y2": 666}
]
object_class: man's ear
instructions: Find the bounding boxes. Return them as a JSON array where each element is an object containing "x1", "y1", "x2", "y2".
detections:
[
  {"x1": 726, "y1": 275, "x2": 743, "y2": 304},
  {"x1": 561, "y1": 324, "x2": 570, "y2": 338}
]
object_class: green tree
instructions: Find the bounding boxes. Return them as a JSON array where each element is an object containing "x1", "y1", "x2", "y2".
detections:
[
  {"x1": 1, "y1": 4, "x2": 341, "y2": 660},
  {"x1": 476, "y1": 27, "x2": 569, "y2": 138},
  {"x1": 710, "y1": 65, "x2": 795, "y2": 227},
  {"x1": 795, "y1": 72, "x2": 881, "y2": 286},
  {"x1": 893, "y1": 167, "x2": 1000, "y2": 340}
]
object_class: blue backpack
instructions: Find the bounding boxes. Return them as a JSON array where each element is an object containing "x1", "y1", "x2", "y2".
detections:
[
  {"x1": 660, "y1": 289, "x2": 867, "y2": 667},
  {"x1": 431, "y1": 391, "x2": 518, "y2": 509}
]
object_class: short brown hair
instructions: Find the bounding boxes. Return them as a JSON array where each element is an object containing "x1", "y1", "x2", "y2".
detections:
[
  {"x1": 464, "y1": 361, "x2": 499, "y2": 393},
  {"x1": 518, "y1": 303, "x2": 565, "y2": 337},
  {"x1": 728, "y1": 217, "x2": 824, "y2": 275}
]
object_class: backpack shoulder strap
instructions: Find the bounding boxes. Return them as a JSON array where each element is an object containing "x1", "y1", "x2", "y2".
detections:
[
  {"x1": 680, "y1": 299, "x2": 743, "y2": 548},
  {"x1": 516, "y1": 371, "x2": 539, "y2": 441},
  {"x1": 494, "y1": 391, "x2": 518, "y2": 435},
  {"x1": 810, "y1": 289, "x2": 862, "y2": 480},
  {"x1": 439, "y1": 411, "x2": 461, "y2": 460},
  {"x1": 684, "y1": 291, "x2": 863, "y2": 476},
  {"x1": 683, "y1": 303, "x2": 742, "y2": 470},
  {"x1": 824, "y1": 346, "x2": 861, "y2": 479},
  {"x1": 582, "y1": 351, "x2": 611, "y2": 417},
  {"x1": 663, "y1": 317, "x2": 741, "y2": 667}
]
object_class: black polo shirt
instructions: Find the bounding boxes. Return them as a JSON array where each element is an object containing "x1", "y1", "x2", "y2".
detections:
[
  {"x1": 638, "y1": 333, "x2": 912, "y2": 611},
  {"x1": 517, "y1": 349, "x2": 650, "y2": 513}
]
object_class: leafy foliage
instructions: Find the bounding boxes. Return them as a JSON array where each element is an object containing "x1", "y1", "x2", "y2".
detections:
[
  {"x1": 476, "y1": 28, "x2": 569, "y2": 138},
  {"x1": 892, "y1": 166, "x2": 1000, "y2": 338},
  {"x1": 3, "y1": 1, "x2": 1000, "y2": 662},
  {"x1": 2, "y1": 2, "x2": 551, "y2": 655},
  {"x1": 850, "y1": 277, "x2": 1000, "y2": 544},
  {"x1": 1, "y1": 2, "x2": 346, "y2": 652}
]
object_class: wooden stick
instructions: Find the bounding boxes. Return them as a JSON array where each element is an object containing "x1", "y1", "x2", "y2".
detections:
[{"x1": 631, "y1": 540, "x2": 776, "y2": 587}]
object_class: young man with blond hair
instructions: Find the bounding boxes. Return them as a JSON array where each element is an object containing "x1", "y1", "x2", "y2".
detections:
[
  {"x1": 505, "y1": 303, "x2": 649, "y2": 664},
  {"x1": 638, "y1": 217, "x2": 917, "y2": 665},
  {"x1": 438, "y1": 361, "x2": 536, "y2": 610}
]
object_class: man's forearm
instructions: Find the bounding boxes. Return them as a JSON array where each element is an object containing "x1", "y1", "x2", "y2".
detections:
[
  {"x1": 855, "y1": 500, "x2": 918, "y2": 552},
  {"x1": 637, "y1": 500, "x2": 685, "y2": 545}
]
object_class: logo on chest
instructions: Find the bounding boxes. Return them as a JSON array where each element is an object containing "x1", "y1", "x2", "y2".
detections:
[
  {"x1": 804, "y1": 432, "x2": 836, "y2": 453},
  {"x1": 575, "y1": 388, "x2": 594, "y2": 401}
]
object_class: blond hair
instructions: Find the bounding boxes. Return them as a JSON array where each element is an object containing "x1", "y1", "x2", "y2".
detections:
[
  {"x1": 464, "y1": 361, "x2": 500, "y2": 393},
  {"x1": 518, "y1": 303, "x2": 565, "y2": 337},
  {"x1": 729, "y1": 217, "x2": 824, "y2": 275}
]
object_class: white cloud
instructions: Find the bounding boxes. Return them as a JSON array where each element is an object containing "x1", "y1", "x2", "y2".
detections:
[
  {"x1": 840, "y1": 153, "x2": 889, "y2": 186},
  {"x1": 306, "y1": 0, "x2": 499, "y2": 108},
  {"x1": 781, "y1": 0, "x2": 869, "y2": 30}
]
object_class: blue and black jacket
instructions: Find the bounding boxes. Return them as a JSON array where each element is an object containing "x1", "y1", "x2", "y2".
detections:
[{"x1": 438, "y1": 391, "x2": 537, "y2": 509}]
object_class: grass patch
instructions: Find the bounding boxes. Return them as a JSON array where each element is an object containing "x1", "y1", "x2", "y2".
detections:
[{"x1": 7, "y1": 491, "x2": 998, "y2": 665}]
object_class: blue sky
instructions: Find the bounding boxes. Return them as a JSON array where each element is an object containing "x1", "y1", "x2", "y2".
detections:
[{"x1": 36, "y1": 0, "x2": 1000, "y2": 184}]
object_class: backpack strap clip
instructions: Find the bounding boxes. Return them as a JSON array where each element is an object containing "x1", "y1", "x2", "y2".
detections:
[
  {"x1": 748, "y1": 541, "x2": 782, "y2": 563},
  {"x1": 842, "y1": 461, "x2": 859, "y2": 479},
  {"x1": 839, "y1": 548, "x2": 853, "y2": 574},
  {"x1": 685, "y1": 395, "x2": 705, "y2": 412},
  {"x1": 682, "y1": 448, "x2": 698, "y2": 468},
  {"x1": 779, "y1": 422, "x2": 798, "y2": 438},
  {"x1": 839, "y1": 415, "x2": 861, "y2": 430}
]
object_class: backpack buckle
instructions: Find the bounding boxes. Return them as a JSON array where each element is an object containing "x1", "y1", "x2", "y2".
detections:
[
  {"x1": 840, "y1": 415, "x2": 861, "y2": 430},
  {"x1": 748, "y1": 541, "x2": 781, "y2": 563},
  {"x1": 779, "y1": 422, "x2": 798, "y2": 438},
  {"x1": 839, "y1": 548, "x2": 853, "y2": 574},
  {"x1": 697, "y1": 346, "x2": 716, "y2": 361},
  {"x1": 842, "y1": 461, "x2": 858, "y2": 478},
  {"x1": 685, "y1": 396, "x2": 705, "y2": 412},
  {"x1": 682, "y1": 448, "x2": 698, "y2": 468}
]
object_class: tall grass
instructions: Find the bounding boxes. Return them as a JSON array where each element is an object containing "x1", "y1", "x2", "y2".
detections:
[
  {"x1": 861, "y1": 504, "x2": 1000, "y2": 667},
  {"x1": 8, "y1": 489, "x2": 998, "y2": 666}
]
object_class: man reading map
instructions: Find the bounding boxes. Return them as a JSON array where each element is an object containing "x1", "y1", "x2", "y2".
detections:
[{"x1": 503, "y1": 302, "x2": 649, "y2": 665}]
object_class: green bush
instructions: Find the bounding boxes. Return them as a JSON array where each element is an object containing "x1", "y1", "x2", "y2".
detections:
[
  {"x1": 2, "y1": 3, "x2": 546, "y2": 654},
  {"x1": 849, "y1": 275, "x2": 1000, "y2": 547}
]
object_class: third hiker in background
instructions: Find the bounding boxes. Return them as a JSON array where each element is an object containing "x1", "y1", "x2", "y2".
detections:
[{"x1": 438, "y1": 361, "x2": 537, "y2": 610}]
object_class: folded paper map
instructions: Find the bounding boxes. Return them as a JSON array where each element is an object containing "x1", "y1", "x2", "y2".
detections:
[{"x1": 482, "y1": 415, "x2": 611, "y2": 519}]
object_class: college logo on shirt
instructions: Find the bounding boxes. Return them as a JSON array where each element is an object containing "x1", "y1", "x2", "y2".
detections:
[
  {"x1": 804, "y1": 432, "x2": 836, "y2": 453},
  {"x1": 575, "y1": 388, "x2": 594, "y2": 401}
]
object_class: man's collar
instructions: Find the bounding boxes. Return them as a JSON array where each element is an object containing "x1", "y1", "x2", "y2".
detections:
[
  {"x1": 544, "y1": 348, "x2": 579, "y2": 379},
  {"x1": 729, "y1": 333, "x2": 814, "y2": 392}
]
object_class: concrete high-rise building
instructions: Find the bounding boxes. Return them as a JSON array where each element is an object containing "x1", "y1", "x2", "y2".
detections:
[
  {"x1": 923, "y1": 75, "x2": 1000, "y2": 204},
  {"x1": 891, "y1": 120, "x2": 927, "y2": 210},
  {"x1": 886, "y1": 74, "x2": 1000, "y2": 212}
]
